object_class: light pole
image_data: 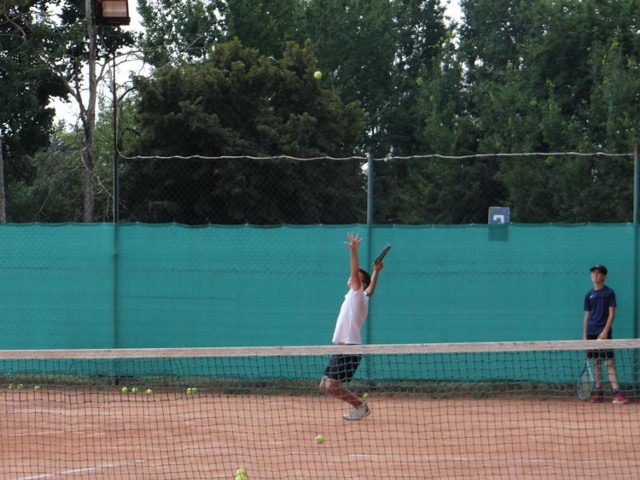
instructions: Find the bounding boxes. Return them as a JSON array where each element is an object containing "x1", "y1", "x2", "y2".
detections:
[
  {"x1": 91, "y1": 0, "x2": 129, "y2": 222},
  {"x1": 91, "y1": 0, "x2": 130, "y2": 350}
]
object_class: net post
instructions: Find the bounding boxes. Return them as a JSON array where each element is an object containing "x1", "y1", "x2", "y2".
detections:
[
  {"x1": 366, "y1": 148, "x2": 374, "y2": 226},
  {"x1": 633, "y1": 145, "x2": 640, "y2": 341},
  {"x1": 0, "y1": 129, "x2": 5, "y2": 223},
  {"x1": 634, "y1": 145, "x2": 640, "y2": 391},
  {"x1": 365, "y1": 148, "x2": 374, "y2": 344},
  {"x1": 363, "y1": 148, "x2": 375, "y2": 386}
]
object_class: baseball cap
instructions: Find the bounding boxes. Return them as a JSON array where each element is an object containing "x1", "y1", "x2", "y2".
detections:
[{"x1": 590, "y1": 264, "x2": 608, "y2": 275}]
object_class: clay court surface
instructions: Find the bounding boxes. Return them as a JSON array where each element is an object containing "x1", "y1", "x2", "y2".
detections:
[{"x1": 2, "y1": 389, "x2": 639, "y2": 479}]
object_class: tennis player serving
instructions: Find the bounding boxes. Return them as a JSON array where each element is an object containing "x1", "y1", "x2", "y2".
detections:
[{"x1": 319, "y1": 232, "x2": 384, "y2": 420}]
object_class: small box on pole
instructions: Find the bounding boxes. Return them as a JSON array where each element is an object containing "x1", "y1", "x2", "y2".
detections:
[{"x1": 94, "y1": 0, "x2": 130, "y2": 25}]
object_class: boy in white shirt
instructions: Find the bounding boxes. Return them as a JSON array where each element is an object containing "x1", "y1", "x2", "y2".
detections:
[{"x1": 319, "y1": 232, "x2": 383, "y2": 420}]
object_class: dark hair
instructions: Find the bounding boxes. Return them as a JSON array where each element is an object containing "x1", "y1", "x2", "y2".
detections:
[{"x1": 359, "y1": 268, "x2": 371, "y2": 288}]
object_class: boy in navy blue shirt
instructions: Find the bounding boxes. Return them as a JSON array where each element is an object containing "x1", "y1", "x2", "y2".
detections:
[{"x1": 583, "y1": 264, "x2": 627, "y2": 404}]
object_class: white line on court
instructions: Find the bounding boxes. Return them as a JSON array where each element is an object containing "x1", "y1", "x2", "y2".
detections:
[{"x1": 16, "y1": 461, "x2": 144, "y2": 479}]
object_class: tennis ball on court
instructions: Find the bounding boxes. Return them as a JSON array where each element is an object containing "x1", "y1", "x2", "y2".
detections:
[
  {"x1": 131, "y1": 387, "x2": 139, "y2": 394},
  {"x1": 186, "y1": 387, "x2": 193, "y2": 394},
  {"x1": 17, "y1": 384, "x2": 24, "y2": 390},
  {"x1": 34, "y1": 385, "x2": 41, "y2": 391},
  {"x1": 145, "y1": 388, "x2": 153, "y2": 395},
  {"x1": 362, "y1": 392, "x2": 369, "y2": 399},
  {"x1": 121, "y1": 386, "x2": 128, "y2": 393},
  {"x1": 316, "y1": 434, "x2": 324, "y2": 444},
  {"x1": 314, "y1": 70, "x2": 322, "y2": 80},
  {"x1": 8, "y1": 384, "x2": 14, "y2": 389}
]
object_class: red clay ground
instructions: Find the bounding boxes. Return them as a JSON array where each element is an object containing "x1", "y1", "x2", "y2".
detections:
[{"x1": 1, "y1": 389, "x2": 639, "y2": 479}]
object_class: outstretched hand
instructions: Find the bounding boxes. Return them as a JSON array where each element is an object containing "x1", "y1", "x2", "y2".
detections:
[{"x1": 344, "y1": 232, "x2": 362, "y2": 250}]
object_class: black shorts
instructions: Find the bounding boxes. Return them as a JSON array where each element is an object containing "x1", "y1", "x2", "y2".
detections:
[
  {"x1": 324, "y1": 354, "x2": 362, "y2": 382},
  {"x1": 586, "y1": 333, "x2": 614, "y2": 359}
]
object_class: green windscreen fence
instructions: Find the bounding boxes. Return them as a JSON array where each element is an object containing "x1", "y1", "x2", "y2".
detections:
[{"x1": 0, "y1": 223, "x2": 637, "y2": 349}]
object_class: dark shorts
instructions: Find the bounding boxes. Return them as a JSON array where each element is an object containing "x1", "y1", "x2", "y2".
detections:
[
  {"x1": 324, "y1": 354, "x2": 362, "y2": 382},
  {"x1": 586, "y1": 333, "x2": 614, "y2": 359}
]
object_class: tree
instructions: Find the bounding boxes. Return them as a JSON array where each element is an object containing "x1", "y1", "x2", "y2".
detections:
[
  {"x1": 303, "y1": 0, "x2": 397, "y2": 128},
  {"x1": 123, "y1": 39, "x2": 366, "y2": 224},
  {"x1": 1, "y1": 0, "x2": 134, "y2": 222},
  {"x1": 6, "y1": 125, "x2": 84, "y2": 222},
  {"x1": 378, "y1": 0, "x2": 452, "y2": 155},
  {"x1": 0, "y1": 0, "x2": 67, "y2": 202},
  {"x1": 137, "y1": 0, "x2": 225, "y2": 67},
  {"x1": 225, "y1": 0, "x2": 305, "y2": 59},
  {"x1": 455, "y1": 0, "x2": 638, "y2": 222}
]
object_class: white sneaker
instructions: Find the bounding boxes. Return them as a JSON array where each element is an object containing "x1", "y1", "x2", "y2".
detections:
[{"x1": 342, "y1": 402, "x2": 371, "y2": 421}]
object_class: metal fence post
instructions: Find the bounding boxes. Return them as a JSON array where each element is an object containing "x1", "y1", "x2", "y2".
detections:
[{"x1": 634, "y1": 145, "x2": 640, "y2": 340}]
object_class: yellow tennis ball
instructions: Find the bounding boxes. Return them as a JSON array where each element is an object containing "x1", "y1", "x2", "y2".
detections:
[
  {"x1": 8, "y1": 384, "x2": 14, "y2": 389},
  {"x1": 132, "y1": 387, "x2": 139, "y2": 393},
  {"x1": 186, "y1": 387, "x2": 193, "y2": 394},
  {"x1": 313, "y1": 70, "x2": 322, "y2": 80},
  {"x1": 316, "y1": 435, "x2": 324, "y2": 444},
  {"x1": 236, "y1": 468, "x2": 247, "y2": 476},
  {"x1": 145, "y1": 388, "x2": 153, "y2": 395},
  {"x1": 192, "y1": 387, "x2": 198, "y2": 393},
  {"x1": 34, "y1": 385, "x2": 41, "y2": 391},
  {"x1": 17, "y1": 384, "x2": 24, "y2": 390},
  {"x1": 121, "y1": 386, "x2": 128, "y2": 393},
  {"x1": 362, "y1": 392, "x2": 369, "y2": 399}
]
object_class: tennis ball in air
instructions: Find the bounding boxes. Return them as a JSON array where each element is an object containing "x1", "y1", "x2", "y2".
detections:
[
  {"x1": 145, "y1": 388, "x2": 153, "y2": 395},
  {"x1": 362, "y1": 392, "x2": 369, "y2": 399},
  {"x1": 316, "y1": 435, "x2": 324, "y2": 444},
  {"x1": 131, "y1": 387, "x2": 139, "y2": 394},
  {"x1": 313, "y1": 70, "x2": 322, "y2": 80},
  {"x1": 121, "y1": 386, "x2": 128, "y2": 393}
]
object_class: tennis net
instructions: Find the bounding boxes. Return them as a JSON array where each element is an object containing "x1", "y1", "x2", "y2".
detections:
[{"x1": 1, "y1": 340, "x2": 639, "y2": 479}]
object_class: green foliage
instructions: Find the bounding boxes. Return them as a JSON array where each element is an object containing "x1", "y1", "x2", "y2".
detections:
[
  {"x1": 5, "y1": 0, "x2": 640, "y2": 224},
  {"x1": 0, "y1": 0, "x2": 64, "y2": 181},
  {"x1": 225, "y1": 0, "x2": 305, "y2": 59},
  {"x1": 138, "y1": 0, "x2": 225, "y2": 67},
  {"x1": 6, "y1": 128, "x2": 83, "y2": 222},
  {"x1": 1, "y1": 0, "x2": 135, "y2": 222},
  {"x1": 124, "y1": 39, "x2": 366, "y2": 224},
  {"x1": 448, "y1": 0, "x2": 638, "y2": 223},
  {"x1": 303, "y1": 0, "x2": 398, "y2": 121}
]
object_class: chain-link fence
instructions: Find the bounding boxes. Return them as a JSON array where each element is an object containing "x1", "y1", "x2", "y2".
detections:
[
  {"x1": 117, "y1": 151, "x2": 638, "y2": 225},
  {"x1": 3, "y1": 151, "x2": 638, "y2": 224}
]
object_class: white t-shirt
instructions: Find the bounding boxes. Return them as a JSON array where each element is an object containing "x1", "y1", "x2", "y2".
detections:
[{"x1": 332, "y1": 288, "x2": 369, "y2": 345}]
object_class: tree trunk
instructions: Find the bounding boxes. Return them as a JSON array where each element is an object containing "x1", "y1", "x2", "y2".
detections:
[{"x1": 83, "y1": 0, "x2": 98, "y2": 223}]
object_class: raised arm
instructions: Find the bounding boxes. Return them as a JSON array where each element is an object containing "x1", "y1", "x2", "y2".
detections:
[
  {"x1": 344, "y1": 232, "x2": 363, "y2": 290},
  {"x1": 365, "y1": 261, "x2": 383, "y2": 297}
]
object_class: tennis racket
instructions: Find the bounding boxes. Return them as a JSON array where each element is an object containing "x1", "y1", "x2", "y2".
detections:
[
  {"x1": 576, "y1": 355, "x2": 595, "y2": 400},
  {"x1": 374, "y1": 244, "x2": 391, "y2": 264}
]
